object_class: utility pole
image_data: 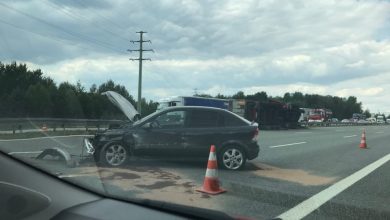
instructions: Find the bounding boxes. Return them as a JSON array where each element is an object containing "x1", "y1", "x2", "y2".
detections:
[{"x1": 128, "y1": 31, "x2": 153, "y2": 114}]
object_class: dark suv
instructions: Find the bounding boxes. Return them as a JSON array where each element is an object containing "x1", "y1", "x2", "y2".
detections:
[{"x1": 86, "y1": 106, "x2": 260, "y2": 170}]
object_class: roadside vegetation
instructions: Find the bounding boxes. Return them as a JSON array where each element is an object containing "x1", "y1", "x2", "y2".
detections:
[{"x1": 1, "y1": 61, "x2": 369, "y2": 120}]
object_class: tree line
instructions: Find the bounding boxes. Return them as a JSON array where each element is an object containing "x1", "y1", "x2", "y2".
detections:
[
  {"x1": 0, "y1": 62, "x2": 157, "y2": 119},
  {"x1": 1, "y1": 61, "x2": 367, "y2": 120}
]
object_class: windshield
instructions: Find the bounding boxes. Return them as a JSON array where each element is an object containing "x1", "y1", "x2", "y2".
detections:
[
  {"x1": 1, "y1": 1, "x2": 390, "y2": 220},
  {"x1": 156, "y1": 103, "x2": 166, "y2": 111},
  {"x1": 132, "y1": 110, "x2": 159, "y2": 126}
]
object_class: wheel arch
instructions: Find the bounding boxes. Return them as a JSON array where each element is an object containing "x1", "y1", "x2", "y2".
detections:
[{"x1": 219, "y1": 140, "x2": 248, "y2": 156}]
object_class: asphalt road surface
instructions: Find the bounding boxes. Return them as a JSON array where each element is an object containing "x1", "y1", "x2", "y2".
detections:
[{"x1": 1, "y1": 125, "x2": 389, "y2": 219}]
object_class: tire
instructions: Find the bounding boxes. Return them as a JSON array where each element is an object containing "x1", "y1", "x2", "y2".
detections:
[
  {"x1": 98, "y1": 142, "x2": 130, "y2": 167},
  {"x1": 218, "y1": 145, "x2": 247, "y2": 170}
]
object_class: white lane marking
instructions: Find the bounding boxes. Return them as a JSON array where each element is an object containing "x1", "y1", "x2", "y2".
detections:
[
  {"x1": 58, "y1": 174, "x2": 87, "y2": 178},
  {"x1": 295, "y1": 132, "x2": 312, "y2": 134},
  {"x1": 277, "y1": 153, "x2": 390, "y2": 220},
  {"x1": 268, "y1": 142, "x2": 307, "y2": 148},
  {"x1": 375, "y1": 131, "x2": 384, "y2": 134},
  {"x1": 343, "y1": 135, "x2": 357, "y2": 138},
  {"x1": 0, "y1": 135, "x2": 94, "y2": 142},
  {"x1": 8, "y1": 151, "x2": 43, "y2": 155}
]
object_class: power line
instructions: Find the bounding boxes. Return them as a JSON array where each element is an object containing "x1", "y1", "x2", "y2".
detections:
[
  {"x1": 128, "y1": 31, "x2": 153, "y2": 113},
  {"x1": 0, "y1": 21, "x2": 15, "y2": 59},
  {"x1": 71, "y1": 0, "x2": 128, "y2": 30},
  {"x1": 0, "y1": 18, "x2": 95, "y2": 52},
  {"x1": 42, "y1": 0, "x2": 129, "y2": 43},
  {"x1": 0, "y1": 2, "x2": 124, "y2": 54}
]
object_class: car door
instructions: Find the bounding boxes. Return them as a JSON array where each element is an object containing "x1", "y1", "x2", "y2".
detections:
[
  {"x1": 181, "y1": 109, "x2": 221, "y2": 157},
  {"x1": 133, "y1": 110, "x2": 187, "y2": 157}
]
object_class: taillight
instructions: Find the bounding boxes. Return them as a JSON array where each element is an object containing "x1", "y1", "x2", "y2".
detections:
[{"x1": 252, "y1": 128, "x2": 259, "y2": 141}]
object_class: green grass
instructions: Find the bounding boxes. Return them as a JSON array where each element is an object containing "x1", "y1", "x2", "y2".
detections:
[{"x1": 0, "y1": 130, "x2": 97, "y2": 140}]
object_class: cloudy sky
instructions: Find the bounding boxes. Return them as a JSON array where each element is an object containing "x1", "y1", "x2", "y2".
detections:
[{"x1": 1, "y1": 0, "x2": 390, "y2": 113}]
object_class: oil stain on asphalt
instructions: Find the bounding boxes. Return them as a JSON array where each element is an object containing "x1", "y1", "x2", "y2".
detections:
[{"x1": 251, "y1": 163, "x2": 337, "y2": 186}]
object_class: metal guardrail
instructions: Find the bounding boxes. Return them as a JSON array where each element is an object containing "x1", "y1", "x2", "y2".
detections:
[
  {"x1": 302, "y1": 122, "x2": 389, "y2": 127},
  {"x1": 0, "y1": 118, "x2": 124, "y2": 134},
  {"x1": 1, "y1": 118, "x2": 388, "y2": 134}
]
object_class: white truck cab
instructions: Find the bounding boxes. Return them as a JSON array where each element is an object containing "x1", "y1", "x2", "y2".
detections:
[{"x1": 376, "y1": 115, "x2": 385, "y2": 124}]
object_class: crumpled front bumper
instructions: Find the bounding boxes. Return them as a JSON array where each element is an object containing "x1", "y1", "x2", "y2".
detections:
[{"x1": 83, "y1": 138, "x2": 95, "y2": 155}]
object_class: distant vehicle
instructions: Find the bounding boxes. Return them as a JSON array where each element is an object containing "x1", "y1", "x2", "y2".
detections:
[
  {"x1": 366, "y1": 117, "x2": 377, "y2": 123},
  {"x1": 157, "y1": 96, "x2": 230, "y2": 111},
  {"x1": 357, "y1": 119, "x2": 368, "y2": 124},
  {"x1": 255, "y1": 100, "x2": 302, "y2": 129},
  {"x1": 308, "y1": 109, "x2": 333, "y2": 123},
  {"x1": 376, "y1": 115, "x2": 386, "y2": 124},
  {"x1": 299, "y1": 108, "x2": 311, "y2": 123},
  {"x1": 230, "y1": 99, "x2": 258, "y2": 121},
  {"x1": 87, "y1": 92, "x2": 260, "y2": 170},
  {"x1": 352, "y1": 113, "x2": 366, "y2": 122},
  {"x1": 330, "y1": 118, "x2": 339, "y2": 123},
  {"x1": 341, "y1": 119, "x2": 350, "y2": 123}
]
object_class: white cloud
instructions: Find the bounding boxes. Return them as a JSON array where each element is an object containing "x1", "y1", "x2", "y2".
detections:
[
  {"x1": 346, "y1": 60, "x2": 365, "y2": 68},
  {"x1": 335, "y1": 87, "x2": 384, "y2": 97},
  {"x1": 1, "y1": 0, "x2": 390, "y2": 113},
  {"x1": 272, "y1": 55, "x2": 312, "y2": 70}
]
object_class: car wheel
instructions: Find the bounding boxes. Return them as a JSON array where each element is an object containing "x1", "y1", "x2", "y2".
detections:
[
  {"x1": 218, "y1": 145, "x2": 246, "y2": 170},
  {"x1": 99, "y1": 142, "x2": 130, "y2": 167}
]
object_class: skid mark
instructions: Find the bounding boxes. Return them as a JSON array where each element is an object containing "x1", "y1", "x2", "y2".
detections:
[{"x1": 252, "y1": 163, "x2": 337, "y2": 186}]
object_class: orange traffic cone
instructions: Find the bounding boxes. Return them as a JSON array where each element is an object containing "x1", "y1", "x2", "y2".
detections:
[
  {"x1": 196, "y1": 145, "x2": 226, "y2": 195},
  {"x1": 360, "y1": 129, "x2": 367, "y2": 149}
]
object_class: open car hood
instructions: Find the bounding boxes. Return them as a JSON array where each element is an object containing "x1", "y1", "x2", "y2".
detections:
[{"x1": 102, "y1": 91, "x2": 140, "y2": 122}]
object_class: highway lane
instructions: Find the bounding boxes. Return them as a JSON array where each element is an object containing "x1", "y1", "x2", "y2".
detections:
[
  {"x1": 156, "y1": 125, "x2": 390, "y2": 219},
  {"x1": 0, "y1": 125, "x2": 389, "y2": 219},
  {"x1": 303, "y1": 161, "x2": 390, "y2": 219},
  {"x1": 260, "y1": 126, "x2": 390, "y2": 176}
]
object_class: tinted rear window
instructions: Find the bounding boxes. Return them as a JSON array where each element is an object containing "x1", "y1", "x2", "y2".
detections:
[
  {"x1": 223, "y1": 112, "x2": 247, "y2": 127},
  {"x1": 187, "y1": 109, "x2": 218, "y2": 128}
]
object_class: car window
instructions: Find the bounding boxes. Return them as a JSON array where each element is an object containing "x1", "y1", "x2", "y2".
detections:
[
  {"x1": 223, "y1": 112, "x2": 248, "y2": 127},
  {"x1": 155, "y1": 110, "x2": 186, "y2": 129},
  {"x1": 187, "y1": 110, "x2": 218, "y2": 128}
]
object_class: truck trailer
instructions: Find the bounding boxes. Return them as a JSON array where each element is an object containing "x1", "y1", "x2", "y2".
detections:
[{"x1": 157, "y1": 96, "x2": 231, "y2": 111}]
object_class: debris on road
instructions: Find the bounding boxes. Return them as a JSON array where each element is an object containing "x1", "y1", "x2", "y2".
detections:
[{"x1": 36, "y1": 147, "x2": 78, "y2": 168}]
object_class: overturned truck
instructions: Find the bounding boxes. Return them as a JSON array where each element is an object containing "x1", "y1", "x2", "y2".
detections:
[{"x1": 234, "y1": 99, "x2": 302, "y2": 130}]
